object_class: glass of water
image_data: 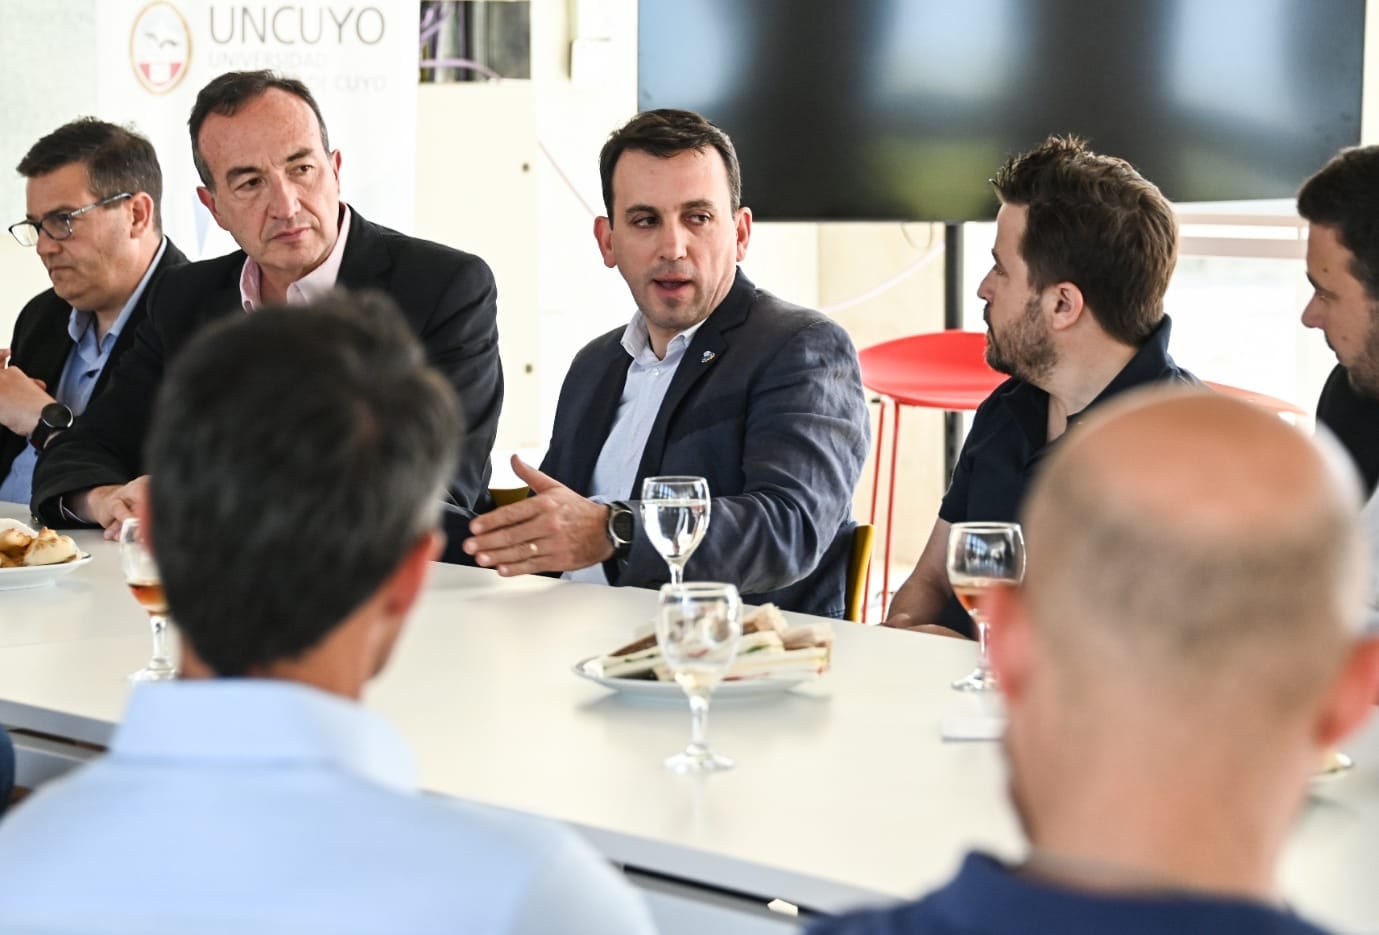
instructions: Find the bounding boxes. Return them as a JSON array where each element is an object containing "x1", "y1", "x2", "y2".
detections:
[
  {"x1": 640, "y1": 476, "x2": 710, "y2": 585},
  {"x1": 657, "y1": 582, "x2": 743, "y2": 773}
]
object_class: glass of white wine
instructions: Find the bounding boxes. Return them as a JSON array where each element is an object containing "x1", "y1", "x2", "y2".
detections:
[
  {"x1": 656, "y1": 582, "x2": 743, "y2": 773},
  {"x1": 948, "y1": 522, "x2": 1025, "y2": 692},
  {"x1": 118, "y1": 518, "x2": 177, "y2": 682},
  {"x1": 640, "y1": 475, "x2": 710, "y2": 586}
]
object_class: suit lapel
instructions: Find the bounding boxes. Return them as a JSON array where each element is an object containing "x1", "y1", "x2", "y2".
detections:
[
  {"x1": 333, "y1": 210, "x2": 391, "y2": 289},
  {"x1": 634, "y1": 269, "x2": 754, "y2": 482},
  {"x1": 21, "y1": 301, "x2": 75, "y2": 390}
]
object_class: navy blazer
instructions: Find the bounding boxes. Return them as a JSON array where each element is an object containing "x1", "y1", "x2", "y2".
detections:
[
  {"x1": 541, "y1": 269, "x2": 869, "y2": 617},
  {"x1": 0, "y1": 240, "x2": 188, "y2": 489},
  {"x1": 32, "y1": 212, "x2": 502, "y2": 529}
]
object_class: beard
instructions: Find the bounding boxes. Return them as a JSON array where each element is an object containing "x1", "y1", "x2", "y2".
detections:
[
  {"x1": 1345, "y1": 312, "x2": 1379, "y2": 400},
  {"x1": 985, "y1": 295, "x2": 1057, "y2": 384}
]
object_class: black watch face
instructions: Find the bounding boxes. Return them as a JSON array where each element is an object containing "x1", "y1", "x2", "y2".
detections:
[
  {"x1": 41, "y1": 402, "x2": 73, "y2": 430},
  {"x1": 612, "y1": 508, "x2": 635, "y2": 542}
]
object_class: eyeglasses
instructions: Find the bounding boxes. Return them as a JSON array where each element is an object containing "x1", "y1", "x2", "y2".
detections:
[{"x1": 8, "y1": 192, "x2": 133, "y2": 247}]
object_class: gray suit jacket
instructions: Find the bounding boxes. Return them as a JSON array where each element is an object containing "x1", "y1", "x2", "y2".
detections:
[{"x1": 541, "y1": 269, "x2": 869, "y2": 617}]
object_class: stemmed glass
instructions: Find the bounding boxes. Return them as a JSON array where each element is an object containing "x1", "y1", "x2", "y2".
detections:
[
  {"x1": 118, "y1": 518, "x2": 177, "y2": 682},
  {"x1": 656, "y1": 582, "x2": 743, "y2": 773},
  {"x1": 948, "y1": 522, "x2": 1025, "y2": 692},
  {"x1": 640, "y1": 476, "x2": 711, "y2": 586}
]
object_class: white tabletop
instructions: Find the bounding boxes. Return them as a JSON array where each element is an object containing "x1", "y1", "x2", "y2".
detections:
[{"x1": 1, "y1": 504, "x2": 1377, "y2": 930}]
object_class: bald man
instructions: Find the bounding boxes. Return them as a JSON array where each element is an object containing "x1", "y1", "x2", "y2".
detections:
[{"x1": 811, "y1": 389, "x2": 1379, "y2": 935}]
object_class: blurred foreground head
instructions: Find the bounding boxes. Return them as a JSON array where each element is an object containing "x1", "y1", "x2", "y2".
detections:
[
  {"x1": 145, "y1": 290, "x2": 460, "y2": 682},
  {"x1": 993, "y1": 387, "x2": 1379, "y2": 885}
]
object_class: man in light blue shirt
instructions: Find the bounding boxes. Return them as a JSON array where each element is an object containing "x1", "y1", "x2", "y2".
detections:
[
  {"x1": 0, "y1": 292, "x2": 655, "y2": 935},
  {"x1": 0, "y1": 118, "x2": 186, "y2": 505}
]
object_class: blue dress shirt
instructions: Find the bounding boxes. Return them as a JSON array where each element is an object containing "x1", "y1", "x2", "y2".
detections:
[
  {"x1": 566, "y1": 310, "x2": 706, "y2": 585},
  {"x1": 0, "y1": 680, "x2": 656, "y2": 935},
  {"x1": 0, "y1": 240, "x2": 168, "y2": 504}
]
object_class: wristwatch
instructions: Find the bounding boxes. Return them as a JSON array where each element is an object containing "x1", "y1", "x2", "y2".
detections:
[
  {"x1": 29, "y1": 402, "x2": 73, "y2": 452},
  {"x1": 606, "y1": 501, "x2": 635, "y2": 555}
]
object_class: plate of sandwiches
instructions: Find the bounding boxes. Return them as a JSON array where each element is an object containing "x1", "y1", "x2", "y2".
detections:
[
  {"x1": 0, "y1": 519, "x2": 90, "y2": 591},
  {"x1": 574, "y1": 604, "x2": 832, "y2": 701}
]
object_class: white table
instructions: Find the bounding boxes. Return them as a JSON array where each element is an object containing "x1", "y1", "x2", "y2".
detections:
[{"x1": 1, "y1": 504, "x2": 1377, "y2": 933}]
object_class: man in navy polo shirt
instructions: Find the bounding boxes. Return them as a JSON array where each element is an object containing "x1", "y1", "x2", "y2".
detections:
[
  {"x1": 886, "y1": 135, "x2": 1194, "y2": 636},
  {"x1": 811, "y1": 389, "x2": 1379, "y2": 935}
]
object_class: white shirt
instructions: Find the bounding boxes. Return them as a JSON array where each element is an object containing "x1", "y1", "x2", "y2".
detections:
[
  {"x1": 566, "y1": 311, "x2": 707, "y2": 584},
  {"x1": 0, "y1": 679, "x2": 655, "y2": 935}
]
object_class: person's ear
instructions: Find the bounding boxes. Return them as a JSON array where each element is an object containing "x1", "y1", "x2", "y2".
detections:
[
  {"x1": 127, "y1": 192, "x2": 155, "y2": 238},
  {"x1": 1047, "y1": 281, "x2": 1085, "y2": 332},
  {"x1": 196, "y1": 186, "x2": 227, "y2": 232},
  {"x1": 734, "y1": 206, "x2": 753, "y2": 262},
  {"x1": 594, "y1": 216, "x2": 616, "y2": 269},
  {"x1": 987, "y1": 584, "x2": 1033, "y2": 702},
  {"x1": 1315, "y1": 635, "x2": 1379, "y2": 750}
]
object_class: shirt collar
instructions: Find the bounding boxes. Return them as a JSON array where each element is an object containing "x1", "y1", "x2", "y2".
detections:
[
  {"x1": 1001, "y1": 315, "x2": 1178, "y2": 446},
  {"x1": 66, "y1": 237, "x2": 169, "y2": 349},
  {"x1": 111, "y1": 678, "x2": 418, "y2": 793},
  {"x1": 239, "y1": 205, "x2": 352, "y2": 311},
  {"x1": 619, "y1": 311, "x2": 709, "y2": 367}
]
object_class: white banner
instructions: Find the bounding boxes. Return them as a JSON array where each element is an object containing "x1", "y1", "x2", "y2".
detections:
[{"x1": 95, "y1": 1, "x2": 419, "y2": 260}]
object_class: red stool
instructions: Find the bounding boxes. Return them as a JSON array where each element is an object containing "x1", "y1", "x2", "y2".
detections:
[{"x1": 857, "y1": 331, "x2": 1004, "y2": 621}]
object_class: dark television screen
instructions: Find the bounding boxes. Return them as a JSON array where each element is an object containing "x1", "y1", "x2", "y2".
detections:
[{"x1": 638, "y1": 0, "x2": 1365, "y2": 220}]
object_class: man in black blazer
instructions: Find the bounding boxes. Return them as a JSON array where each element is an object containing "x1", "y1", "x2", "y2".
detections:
[
  {"x1": 0, "y1": 119, "x2": 185, "y2": 506},
  {"x1": 32, "y1": 72, "x2": 502, "y2": 540},
  {"x1": 463, "y1": 110, "x2": 868, "y2": 616}
]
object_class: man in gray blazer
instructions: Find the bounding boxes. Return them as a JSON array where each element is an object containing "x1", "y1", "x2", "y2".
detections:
[{"x1": 463, "y1": 109, "x2": 869, "y2": 617}]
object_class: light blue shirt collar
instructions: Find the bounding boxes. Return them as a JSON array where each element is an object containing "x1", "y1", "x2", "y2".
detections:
[
  {"x1": 619, "y1": 311, "x2": 708, "y2": 367},
  {"x1": 113, "y1": 679, "x2": 418, "y2": 794}
]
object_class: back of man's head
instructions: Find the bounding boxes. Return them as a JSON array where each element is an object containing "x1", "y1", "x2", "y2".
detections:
[
  {"x1": 1015, "y1": 388, "x2": 1367, "y2": 719},
  {"x1": 1298, "y1": 145, "x2": 1379, "y2": 304},
  {"x1": 18, "y1": 117, "x2": 165, "y2": 233},
  {"x1": 146, "y1": 291, "x2": 459, "y2": 676},
  {"x1": 992, "y1": 135, "x2": 1177, "y2": 347}
]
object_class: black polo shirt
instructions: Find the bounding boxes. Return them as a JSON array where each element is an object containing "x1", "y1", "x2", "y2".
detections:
[
  {"x1": 934, "y1": 317, "x2": 1195, "y2": 635},
  {"x1": 1316, "y1": 363, "x2": 1379, "y2": 497}
]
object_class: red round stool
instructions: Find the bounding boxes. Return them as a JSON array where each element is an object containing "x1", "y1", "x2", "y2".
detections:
[{"x1": 857, "y1": 331, "x2": 1004, "y2": 621}]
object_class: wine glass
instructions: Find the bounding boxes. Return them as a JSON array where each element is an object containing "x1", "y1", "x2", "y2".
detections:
[
  {"x1": 656, "y1": 582, "x2": 743, "y2": 773},
  {"x1": 948, "y1": 522, "x2": 1025, "y2": 692},
  {"x1": 118, "y1": 518, "x2": 177, "y2": 682},
  {"x1": 640, "y1": 476, "x2": 710, "y2": 586}
]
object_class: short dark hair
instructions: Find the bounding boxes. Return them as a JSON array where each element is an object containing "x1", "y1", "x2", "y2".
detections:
[
  {"x1": 1298, "y1": 146, "x2": 1379, "y2": 303},
  {"x1": 598, "y1": 108, "x2": 743, "y2": 218},
  {"x1": 146, "y1": 291, "x2": 460, "y2": 676},
  {"x1": 992, "y1": 135, "x2": 1178, "y2": 346},
  {"x1": 188, "y1": 70, "x2": 331, "y2": 187},
  {"x1": 17, "y1": 118, "x2": 164, "y2": 233}
]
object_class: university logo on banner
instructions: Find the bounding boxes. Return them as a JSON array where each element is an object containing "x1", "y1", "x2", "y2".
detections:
[{"x1": 129, "y1": 1, "x2": 192, "y2": 94}]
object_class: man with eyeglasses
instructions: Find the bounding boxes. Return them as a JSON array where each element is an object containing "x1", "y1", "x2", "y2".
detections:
[
  {"x1": 30, "y1": 70, "x2": 503, "y2": 545},
  {"x1": 0, "y1": 119, "x2": 186, "y2": 506}
]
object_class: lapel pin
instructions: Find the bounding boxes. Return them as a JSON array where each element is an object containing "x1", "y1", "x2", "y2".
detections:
[{"x1": 700, "y1": 350, "x2": 716, "y2": 364}]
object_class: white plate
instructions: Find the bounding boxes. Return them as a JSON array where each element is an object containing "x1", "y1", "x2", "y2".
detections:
[
  {"x1": 0, "y1": 553, "x2": 93, "y2": 591},
  {"x1": 573, "y1": 656, "x2": 809, "y2": 701}
]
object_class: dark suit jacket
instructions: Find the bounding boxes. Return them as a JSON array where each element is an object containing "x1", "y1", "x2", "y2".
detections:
[
  {"x1": 32, "y1": 211, "x2": 502, "y2": 531},
  {"x1": 1, "y1": 240, "x2": 188, "y2": 488},
  {"x1": 541, "y1": 269, "x2": 870, "y2": 617}
]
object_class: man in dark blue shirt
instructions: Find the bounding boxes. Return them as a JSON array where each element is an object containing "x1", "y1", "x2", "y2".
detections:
[
  {"x1": 1297, "y1": 145, "x2": 1379, "y2": 499},
  {"x1": 885, "y1": 136, "x2": 1193, "y2": 636},
  {"x1": 811, "y1": 389, "x2": 1379, "y2": 935}
]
